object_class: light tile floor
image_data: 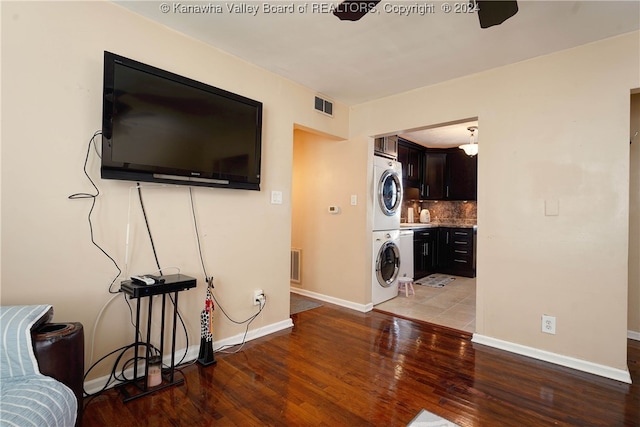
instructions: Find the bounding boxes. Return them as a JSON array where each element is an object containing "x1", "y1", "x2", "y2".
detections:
[{"x1": 374, "y1": 276, "x2": 476, "y2": 333}]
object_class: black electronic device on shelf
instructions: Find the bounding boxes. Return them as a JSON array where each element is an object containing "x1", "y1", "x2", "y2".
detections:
[
  {"x1": 120, "y1": 274, "x2": 196, "y2": 298},
  {"x1": 101, "y1": 51, "x2": 263, "y2": 191}
]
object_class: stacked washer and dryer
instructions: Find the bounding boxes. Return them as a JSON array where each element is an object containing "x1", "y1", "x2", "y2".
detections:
[{"x1": 372, "y1": 155, "x2": 404, "y2": 305}]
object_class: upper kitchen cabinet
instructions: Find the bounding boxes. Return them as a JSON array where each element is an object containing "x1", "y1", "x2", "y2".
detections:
[
  {"x1": 423, "y1": 151, "x2": 447, "y2": 200},
  {"x1": 397, "y1": 143, "x2": 477, "y2": 201},
  {"x1": 374, "y1": 135, "x2": 398, "y2": 160},
  {"x1": 445, "y1": 148, "x2": 477, "y2": 200},
  {"x1": 397, "y1": 139, "x2": 422, "y2": 188}
]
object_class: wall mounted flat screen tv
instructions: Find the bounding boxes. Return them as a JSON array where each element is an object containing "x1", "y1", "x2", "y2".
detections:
[{"x1": 101, "y1": 51, "x2": 263, "y2": 190}]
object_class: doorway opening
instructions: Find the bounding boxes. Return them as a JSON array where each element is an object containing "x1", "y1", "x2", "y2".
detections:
[{"x1": 374, "y1": 118, "x2": 479, "y2": 334}]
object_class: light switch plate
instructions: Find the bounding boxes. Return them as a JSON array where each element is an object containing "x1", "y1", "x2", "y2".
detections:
[{"x1": 271, "y1": 190, "x2": 283, "y2": 205}]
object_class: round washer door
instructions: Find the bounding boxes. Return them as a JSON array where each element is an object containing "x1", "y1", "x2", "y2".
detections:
[
  {"x1": 378, "y1": 170, "x2": 402, "y2": 216},
  {"x1": 376, "y1": 241, "x2": 400, "y2": 288}
]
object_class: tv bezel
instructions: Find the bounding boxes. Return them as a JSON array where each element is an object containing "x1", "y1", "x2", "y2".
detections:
[{"x1": 101, "y1": 51, "x2": 263, "y2": 191}]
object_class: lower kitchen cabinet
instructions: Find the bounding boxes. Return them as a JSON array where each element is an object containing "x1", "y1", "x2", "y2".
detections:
[
  {"x1": 438, "y1": 227, "x2": 476, "y2": 278},
  {"x1": 413, "y1": 226, "x2": 476, "y2": 279},
  {"x1": 413, "y1": 229, "x2": 438, "y2": 279}
]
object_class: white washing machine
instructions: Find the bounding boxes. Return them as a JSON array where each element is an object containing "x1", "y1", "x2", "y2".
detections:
[
  {"x1": 373, "y1": 155, "x2": 403, "y2": 231},
  {"x1": 372, "y1": 229, "x2": 401, "y2": 305}
]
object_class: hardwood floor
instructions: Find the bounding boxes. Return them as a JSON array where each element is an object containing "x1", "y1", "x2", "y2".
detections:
[{"x1": 82, "y1": 301, "x2": 640, "y2": 426}]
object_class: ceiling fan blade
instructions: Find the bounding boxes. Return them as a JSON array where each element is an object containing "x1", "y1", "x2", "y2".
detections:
[
  {"x1": 333, "y1": 0, "x2": 381, "y2": 21},
  {"x1": 476, "y1": 1, "x2": 518, "y2": 28}
]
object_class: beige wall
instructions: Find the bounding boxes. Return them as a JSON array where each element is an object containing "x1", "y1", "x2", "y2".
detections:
[
  {"x1": 630, "y1": 94, "x2": 640, "y2": 335},
  {"x1": 1, "y1": 1, "x2": 348, "y2": 379},
  {"x1": 291, "y1": 129, "x2": 370, "y2": 304},
  {"x1": 2, "y1": 1, "x2": 638, "y2": 382},
  {"x1": 351, "y1": 33, "x2": 640, "y2": 372}
]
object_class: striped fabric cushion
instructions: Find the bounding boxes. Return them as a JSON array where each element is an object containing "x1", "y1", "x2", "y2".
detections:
[
  {"x1": 1, "y1": 376, "x2": 77, "y2": 427},
  {"x1": 0, "y1": 305, "x2": 77, "y2": 427}
]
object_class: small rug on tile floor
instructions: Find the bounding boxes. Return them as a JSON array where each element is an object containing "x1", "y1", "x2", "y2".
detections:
[
  {"x1": 290, "y1": 294, "x2": 322, "y2": 315},
  {"x1": 415, "y1": 274, "x2": 456, "y2": 288},
  {"x1": 407, "y1": 409, "x2": 460, "y2": 427}
]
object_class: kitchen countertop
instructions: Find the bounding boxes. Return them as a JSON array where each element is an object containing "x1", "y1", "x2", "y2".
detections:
[{"x1": 400, "y1": 221, "x2": 477, "y2": 230}]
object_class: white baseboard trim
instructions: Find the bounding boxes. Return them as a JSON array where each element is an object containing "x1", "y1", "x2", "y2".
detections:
[
  {"x1": 215, "y1": 318, "x2": 294, "y2": 349},
  {"x1": 471, "y1": 334, "x2": 632, "y2": 384},
  {"x1": 84, "y1": 318, "x2": 293, "y2": 395},
  {"x1": 290, "y1": 287, "x2": 372, "y2": 313},
  {"x1": 628, "y1": 330, "x2": 640, "y2": 341}
]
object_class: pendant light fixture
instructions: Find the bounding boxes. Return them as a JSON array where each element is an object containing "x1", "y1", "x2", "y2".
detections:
[{"x1": 459, "y1": 126, "x2": 478, "y2": 156}]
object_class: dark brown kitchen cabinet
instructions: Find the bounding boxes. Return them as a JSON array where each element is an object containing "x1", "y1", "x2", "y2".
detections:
[
  {"x1": 398, "y1": 139, "x2": 422, "y2": 188},
  {"x1": 422, "y1": 152, "x2": 447, "y2": 199},
  {"x1": 438, "y1": 227, "x2": 476, "y2": 278},
  {"x1": 413, "y1": 229, "x2": 438, "y2": 280},
  {"x1": 397, "y1": 144, "x2": 477, "y2": 201},
  {"x1": 446, "y1": 148, "x2": 477, "y2": 200}
]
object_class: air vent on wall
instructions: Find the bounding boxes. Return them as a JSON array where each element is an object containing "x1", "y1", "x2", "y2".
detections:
[
  {"x1": 314, "y1": 95, "x2": 333, "y2": 117},
  {"x1": 291, "y1": 248, "x2": 302, "y2": 283}
]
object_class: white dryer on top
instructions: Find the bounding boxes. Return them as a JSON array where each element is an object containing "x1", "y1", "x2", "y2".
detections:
[{"x1": 373, "y1": 155, "x2": 403, "y2": 231}]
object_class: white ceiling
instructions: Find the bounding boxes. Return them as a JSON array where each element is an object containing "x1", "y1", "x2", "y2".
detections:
[
  {"x1": 399, "y1": 120, "x2": 479, "y2": 147},
  {"x1": 115, "y1": 0, "x2": 639, "y2": 145}
]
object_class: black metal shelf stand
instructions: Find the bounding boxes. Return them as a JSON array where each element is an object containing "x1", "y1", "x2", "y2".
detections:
[{"x1": 117, "y1": 274, "x2": 197, "y2": 402}]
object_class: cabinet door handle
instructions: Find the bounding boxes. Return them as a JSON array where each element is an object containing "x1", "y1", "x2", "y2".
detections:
[
  {"x1": 446, "y1": 186, "x2": 449, "y2": 198},
  {"x1": 425, "y1": 243, "x2": 429, "y2": 256},
  {"x1": 454, "y1": 250, "x2": 468, "y2": 254},
  {"x1": 454, "y1": 259, "x2": 467, "y2": 264},
  {"x1": 426, "y1": 185, "x2": 429, "y2": 197},
  {"x1": 454, "y1": 241, "x2": 468, "y2": 245},
  {"x1": 454, "y1": 232, "x2": 468, "y2": 236}
]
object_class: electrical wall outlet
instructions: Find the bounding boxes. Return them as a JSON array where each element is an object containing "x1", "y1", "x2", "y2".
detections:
[
  {"x1": 253, "y1": 289, "x2": 264, "y2": 306},
  {"x1": 542, "y1": 315, "x2": 556, "y2": 334}
]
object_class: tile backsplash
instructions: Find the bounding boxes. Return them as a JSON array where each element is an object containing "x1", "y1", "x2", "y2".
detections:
[{"x1": 403, "y1": 200, "x2": 477, "y2": 224}]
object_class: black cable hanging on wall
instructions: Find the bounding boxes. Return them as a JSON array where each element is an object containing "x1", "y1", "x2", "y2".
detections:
[
  {"x1": 135, "y1": 184, "x2": 190, "y2": 367},
  {"x1": 68, "y1": 130, "x2": 121, "y2": 294}
]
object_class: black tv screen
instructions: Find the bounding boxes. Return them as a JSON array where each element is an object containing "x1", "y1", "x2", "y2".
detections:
[{"x1": 101, "y1": 51, "x2": 263, "y2": 190}]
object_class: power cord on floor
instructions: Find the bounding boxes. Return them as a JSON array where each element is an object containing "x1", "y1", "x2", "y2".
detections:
[
  {"x1": 213, "y1": 293, "x2": 267, "y2": 354},
  {"x1": 82, "y1": 341, "x2": 160, "y2": 398}
]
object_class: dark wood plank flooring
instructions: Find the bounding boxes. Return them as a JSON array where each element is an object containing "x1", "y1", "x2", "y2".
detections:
[{"x1": 82, "y1": 302, "x2": 640, "y2": 426}]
